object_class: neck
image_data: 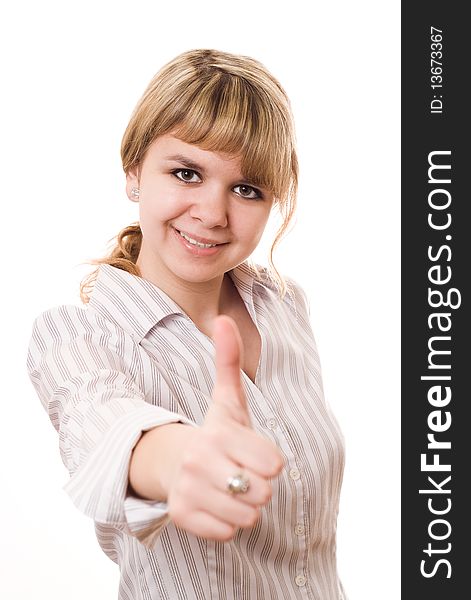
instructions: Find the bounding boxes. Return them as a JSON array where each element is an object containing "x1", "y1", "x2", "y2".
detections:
[{"x1": 136, "y1": 254, "x2": 234, "y2": 333}]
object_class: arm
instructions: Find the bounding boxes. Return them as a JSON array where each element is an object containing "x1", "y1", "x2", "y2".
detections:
[{"x1": 26, "y1": 305, "x2": 198, "y2": 546}]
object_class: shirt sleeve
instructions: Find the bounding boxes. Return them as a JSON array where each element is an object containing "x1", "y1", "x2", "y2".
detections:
[{"x1": 26, "y1": 304, "x2": 199, "y2": 548}]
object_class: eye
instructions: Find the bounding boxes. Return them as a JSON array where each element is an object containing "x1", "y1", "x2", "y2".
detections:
[
  {"x1": 172, "y1": 168, "x2": 201, "y2": 183},
  {"x1": 234, "y1": 184, "x2": 263, "y2": 200},
  {"x1": 171, "y1": 169, "x2": 263, "y2": 200}
]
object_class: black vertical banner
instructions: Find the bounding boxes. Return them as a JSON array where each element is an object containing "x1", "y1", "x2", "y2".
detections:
[{"x1": 402, "y1": 3, "x2": 469, "y2": 598}]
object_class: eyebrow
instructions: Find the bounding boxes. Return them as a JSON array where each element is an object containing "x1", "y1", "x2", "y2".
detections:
[
  {"x1": 164, "y1": 153, "x2": 255, "y2": 185},
  {"x1": 163, "y1": 154, "x2": 209, "y2": 173}
]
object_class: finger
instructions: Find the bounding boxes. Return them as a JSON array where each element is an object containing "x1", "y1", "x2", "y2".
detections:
[
  {"x1": 188, "y1": 486, "x2": 261, "y2": 530},
  {"x1": 188, "y1": 450, "x2": 273, "y2": 508},
  {"x1": 171, "y1": 507, "x2": 237, "y2": 542},
  {"x1": 220, "y1": 422, "x2": 285, "y2": 479},
  {"x1": 213, "y1": 315, "x2": 244, "y2": 392},
  {"x1": 212, "y1": 316, "x2": 251, "y2": 425}
]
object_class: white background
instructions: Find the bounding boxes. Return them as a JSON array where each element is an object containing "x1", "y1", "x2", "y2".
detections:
[{"x1": 1, "y1": 1, "x2": 400, "y2": 598}]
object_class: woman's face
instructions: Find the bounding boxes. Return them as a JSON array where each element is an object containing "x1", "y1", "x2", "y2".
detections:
[{"x1": 126, "y1": 133, "x2": 274, "y2": 285}]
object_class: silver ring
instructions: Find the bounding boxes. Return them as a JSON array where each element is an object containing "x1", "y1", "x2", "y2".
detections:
[{"x1": 226, "y1": 472, "x2": 250, "y2": 495}]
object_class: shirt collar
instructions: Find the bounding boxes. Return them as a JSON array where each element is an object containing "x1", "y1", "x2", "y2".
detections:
[{"x1": 88, "y1": 261, "x2": 260, "y2": 343}]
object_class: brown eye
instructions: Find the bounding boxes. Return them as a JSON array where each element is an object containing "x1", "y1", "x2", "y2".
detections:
[
  {"x1": 180, "y1": 170, "x2": 194, "y2": 181},
  {"x1": 234, "y1": 184, "x2": 263, "y2": 200},
  {"x1": 172, "y1": 169, "x2": 201, "y2": 183}
]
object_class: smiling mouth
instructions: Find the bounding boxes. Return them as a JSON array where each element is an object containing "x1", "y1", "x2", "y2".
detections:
[{"x1": 173, "y1": 227, "x2": 228, "y2": 248}]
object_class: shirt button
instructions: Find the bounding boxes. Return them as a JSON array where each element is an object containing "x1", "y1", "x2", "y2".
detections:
[
  {"x1": 266, "y1": 418, "x2": 277, "y2": 429},
  {"x1": 295, "y1": 523, "x2": 305, "y2": 535},
  {"x1": 289, "y1": 468, "x2": 300, "y2": 480},
  {"x1": 295, "y1": 574, "x2": 307, "y2": 587}
]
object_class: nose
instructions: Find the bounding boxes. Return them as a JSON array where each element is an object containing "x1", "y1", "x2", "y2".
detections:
[{"x1": 188, "y1": 184, "x2": 228, "y2": 228}]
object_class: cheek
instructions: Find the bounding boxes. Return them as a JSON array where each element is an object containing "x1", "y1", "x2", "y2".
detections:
[
  {"x1": 139, "y1": 190, "x2": 188, "y2": 224},
  {"x1": 232, "y1": 206, "x2": 270, "y2": 240}
]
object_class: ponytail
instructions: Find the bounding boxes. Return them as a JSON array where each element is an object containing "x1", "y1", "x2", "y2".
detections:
[{"x1": 79, "y1": 223, "x2": 142, "y2": 304}]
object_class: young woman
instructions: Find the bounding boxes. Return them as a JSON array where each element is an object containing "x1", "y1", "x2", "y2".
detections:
[{"x1": 27, "y1": 48, "x2": 347, "y2": 599}]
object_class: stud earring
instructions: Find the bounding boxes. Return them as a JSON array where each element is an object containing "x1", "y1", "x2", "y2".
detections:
[{"x1": 130, "y1": 187, "x2": 140, "y2": 201}]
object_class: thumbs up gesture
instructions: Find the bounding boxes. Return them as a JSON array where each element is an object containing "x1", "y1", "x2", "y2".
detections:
[
  {"x1": 206, "y1": 314, "x2": 254, "y2": 428},
  {"x1": 166, "y1": 315, "x2": 284, "y2": 541}
]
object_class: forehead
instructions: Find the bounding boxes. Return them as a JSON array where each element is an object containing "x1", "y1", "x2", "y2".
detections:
[{"x1": 146, "y1": 133, "x2": 244, "y2": 175}]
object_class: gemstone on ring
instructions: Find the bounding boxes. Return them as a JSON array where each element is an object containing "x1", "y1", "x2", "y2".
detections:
[{"x1": 227, "y1": 472, "x2": 250, "y2": 494}]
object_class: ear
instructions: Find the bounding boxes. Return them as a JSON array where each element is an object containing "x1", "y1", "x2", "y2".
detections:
[{"x1": 125, "y1": 166, "x2": 140, "y2": 201}]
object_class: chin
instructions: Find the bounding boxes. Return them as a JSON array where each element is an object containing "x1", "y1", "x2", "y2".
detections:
[{"x1": 167, "y1": 261, "x2": 226, "y2": 283}]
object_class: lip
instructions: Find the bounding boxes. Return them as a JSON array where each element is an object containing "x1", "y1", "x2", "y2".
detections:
[
  {"x1": 172, "y1": 226, "x2": 227, "y2": 257},
  {"x1": 172, "y1": 226, "x2": 228, "y2": 245}
]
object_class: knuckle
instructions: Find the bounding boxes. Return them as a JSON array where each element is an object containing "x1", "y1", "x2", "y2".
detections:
[
  {"x1": 260, "y1": 442, "x2": 283, "y2": 475},
  {"x1": 270, "y1": 450, "x2": 284, "y2": 474},
  {"x1": 168, "y1": 501, "x2": 184, "y2": 525},
  {"x1": 180, "y1": 454, "x2": 198, "y2": 475},
  {"x1": 180, "y1": 448, "x2": 203, "y2": 473},
  {"x1": 246, "y1": 508, "x2": 260, "y2": 527},
  {"x1": 274, "y1": 456, "x2": 284, "y2": 474},
  {"x1": 218, "y1": 525, "x2": 236, "y2": 541}
]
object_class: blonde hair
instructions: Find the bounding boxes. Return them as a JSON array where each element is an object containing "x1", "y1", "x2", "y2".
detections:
[{"x1": 80, "y1": 48, "x2": 298, "y2": 303}]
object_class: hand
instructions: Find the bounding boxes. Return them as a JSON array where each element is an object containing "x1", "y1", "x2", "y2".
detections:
[{"x1": 167, "y1": 314, "x2": 284, "y2": 541}]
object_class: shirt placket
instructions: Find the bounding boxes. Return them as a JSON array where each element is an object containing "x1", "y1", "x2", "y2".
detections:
[
  {"x1": 264, "y1": 407, "x2": 312, "y2": 598},
  {"x1": 240, "y1": 301, "x2": 314, "y2": 599}
]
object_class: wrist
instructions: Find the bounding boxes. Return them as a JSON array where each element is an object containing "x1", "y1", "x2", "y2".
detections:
[{"x1": 129, "y1": 422, "x2": 197, "y2": 502}]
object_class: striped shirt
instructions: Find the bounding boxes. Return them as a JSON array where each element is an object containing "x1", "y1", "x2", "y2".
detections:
[{"x1": 26, "y1": 261, "x2": 347, "y2": 600}]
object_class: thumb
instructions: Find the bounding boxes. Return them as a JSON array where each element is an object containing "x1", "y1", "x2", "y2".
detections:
[{"x1": 212, "y1": 315, "x2": 251, "y2": 426}]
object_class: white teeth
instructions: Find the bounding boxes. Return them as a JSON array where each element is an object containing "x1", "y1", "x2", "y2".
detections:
[{"x1": 178, "y1": 229, "x2": 217, "y2": 248}]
